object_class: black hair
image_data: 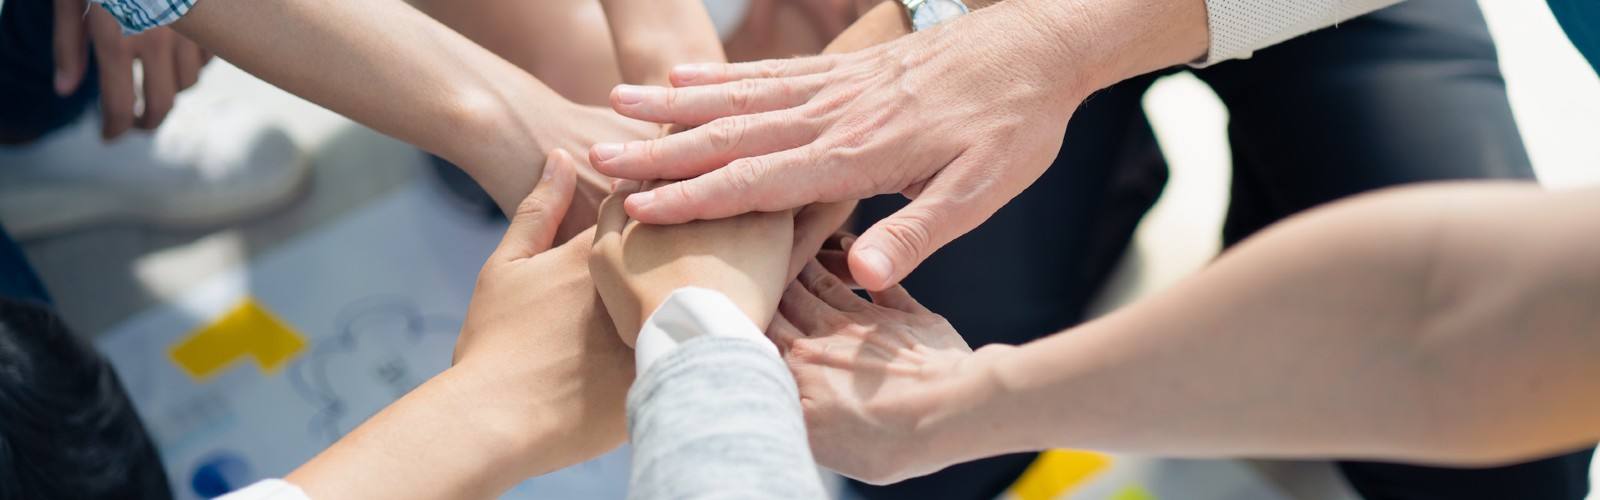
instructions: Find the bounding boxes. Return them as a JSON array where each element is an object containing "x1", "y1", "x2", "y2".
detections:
[{"x1": 0, "y1": 299, "x2": 172, "y2": 499}]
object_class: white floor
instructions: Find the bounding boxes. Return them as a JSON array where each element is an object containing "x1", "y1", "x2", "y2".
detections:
[{"x1": 8, "y1": 0, "x2": 1599, "y2": 497}]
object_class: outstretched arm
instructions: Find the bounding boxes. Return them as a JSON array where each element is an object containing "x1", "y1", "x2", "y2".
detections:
[
  {"x1": 161, "y1": 0, "x2": 652, "y2": 215},
  {"x1": 776, "y1": 182, "x2": 1600, "y2": 483},
  {"x1": 978, "y1": 182, "x2": 1600, "y2": 463},
  {"x1": 255, "y1": 153, "x2": 635, "y2": 500}
]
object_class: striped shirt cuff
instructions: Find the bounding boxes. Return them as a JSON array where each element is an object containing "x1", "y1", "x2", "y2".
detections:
[{"x1": 91, "y1": 0, "x2": 198, "y2": 34}]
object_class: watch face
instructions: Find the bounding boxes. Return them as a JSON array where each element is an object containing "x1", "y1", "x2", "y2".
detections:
[{"x1": 913, "y1": 0, "x2": 968, "y2": 30}]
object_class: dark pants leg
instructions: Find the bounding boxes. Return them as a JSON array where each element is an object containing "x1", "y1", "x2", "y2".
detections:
[
  {"x1": 0, "y1": 0, "x2": 98, "y2": 144},
  {"x1": 0, "y1": 225, "x2": 52, "y2": 305},
  {"x1": 1, "y1": 0, "x2": 74, "y2": 305},
  {"x1": 852, "y1": 0, "x2": 1592, "y2": 498},
  {"x1": 1196, "y1": 0, "x2": 1593, "y2": 497}
]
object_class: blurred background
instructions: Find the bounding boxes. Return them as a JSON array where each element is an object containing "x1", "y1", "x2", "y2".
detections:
[{"x1": 2, "y1": 0, "x2": 1596, "y2": 498}]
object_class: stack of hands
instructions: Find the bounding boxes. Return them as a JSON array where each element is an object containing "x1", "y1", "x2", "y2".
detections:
[{"x1": 439, "y1": 144, "x2": 999, "y2": 490}]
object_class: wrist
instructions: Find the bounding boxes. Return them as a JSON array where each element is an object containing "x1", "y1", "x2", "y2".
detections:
[
  {"x1": 445, "y1": 81, "x2": 579, "y2": 213},
  {"x1": 433, "y1": 365, "x2": 556, "y2": 478},
  {"x1": 917, "y1": 344, "x2": 1030, "y2": 464},
  {"x1": 1000, "y1": 0, "x2": 1208, "y2": 104}
]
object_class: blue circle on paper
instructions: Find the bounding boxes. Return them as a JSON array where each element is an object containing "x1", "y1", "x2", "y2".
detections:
[{"x1": 190, "y1": 450, "x2": 251, "y2": 498}]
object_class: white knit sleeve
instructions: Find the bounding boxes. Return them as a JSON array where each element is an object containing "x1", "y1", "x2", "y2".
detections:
[{"x1": 1196, "y1": 0, "x2": 1406, "y2": 67}]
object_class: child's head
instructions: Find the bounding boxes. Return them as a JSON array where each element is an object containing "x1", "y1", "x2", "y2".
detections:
[{"x1": 0, "y1": 299, "x2": 172, "y2": 499}]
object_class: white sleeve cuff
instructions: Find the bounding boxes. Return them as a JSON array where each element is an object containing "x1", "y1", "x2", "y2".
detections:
[
  {"x1": 215, "y1": 479, "x2": 309, "y2": 500},
  {"x1": 634, "y1": 287, "x2": 777, "y2": 376},
  {"x1": 1195, "y1": 0, "x2": 1404, "y2": 66}
]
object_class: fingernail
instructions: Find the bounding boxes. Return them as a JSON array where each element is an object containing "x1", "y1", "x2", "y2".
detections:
[
  {"x1": 614, "y1": 85, "x2": 647, "y2": 105},
  {"x1": 592, "y1": 143, "x2": 624, "y2": 162},
  {"x1": 856, "y1": 247, "x2": 893, "y2": 288},
  {"x1": 840, "y1": 236, "x2": 856, "y2": 250},
  {"x1": 542, "y1": 150, "x2": 565, "y2": 181},
  {"x1": 627, "y1": 190, "x2": 656, "y2": 211},
  {"x1": 54, "y1": 71, "x2": 75, "y2": 96},
  {"x1": 672, "y1": 64, "x2": 702, "y2": 83}
]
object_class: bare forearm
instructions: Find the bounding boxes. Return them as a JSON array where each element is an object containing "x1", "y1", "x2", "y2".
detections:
[
  {"x1": 285, "y1": 368, "x2": 541, "y2": 499},
  {"x1": 953, "y1": 183, "x2": 1600, "y2": 465},
  {"x1": 172, "y1": 0, "x2": 577, "y2": 210},
  {"x1": 599, "y1": 0, "x2": 725, "y2": 86}
]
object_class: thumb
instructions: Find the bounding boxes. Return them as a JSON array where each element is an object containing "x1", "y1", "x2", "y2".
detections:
[
  {"x1": 52, "y1": 0, "x2": 90, "y2": 96},
  {"x1": 849, "y1": 167, "x2": 999, "y2": 291},
  {"x1": 496, "y1": 149, "x2": 578, "y2": 261}
]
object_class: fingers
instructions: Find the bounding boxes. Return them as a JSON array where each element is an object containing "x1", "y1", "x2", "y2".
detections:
[
  {"x1": 590, "y1": 112, "x2": 815, "y2": 181},
  {"x1": 799, "y1": 259, "x2": 868, "y2": 312},
  {"x1": 766, "y1": 313, "x2": 806, "y2": 356},
  {"x1": 779, "y1": 280, "x2": 835, "y2": 335},
  {"x1": 174, "y1": 39, "x2": 205, "y2": 91},
  {"x1": 495, "y1": 149, "x2": 578, "y2": 261},
  {"x1": 92, "y1": 44, "x2": 136, "y2": 139},
  {"x1": 136, "y1": 33, "x2": 177, "y2": 129},
  {"x1": 788, "y1": 201, "x2": 856, "y2": 283},
  {"x1": 594, "y1": 179, "x2": 641, "y2": 243},
  {"x1": 668, "y1": 55, "x2": 840, "y2": 87},
  {"x1": 816, "y1": 232, "x2": 858, "y2": 288},
  {"x1": 866, "y1": 284, "x2": 928, "y2": 314},
  {"x1": 609, "y1": 75, "x2": 825, "y2": 127},
  {"x1": 848, "y1": 161, "x2": 1001, "y2": 291},
  {"x1": 52, "y1": 0, "x2": 90, "y2": 96},
  {"x1": 621, "y1": 144, "x2": 849, "y2": 224}
]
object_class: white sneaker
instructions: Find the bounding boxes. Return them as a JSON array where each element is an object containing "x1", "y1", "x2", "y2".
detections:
[{"x1": 0, "y1": 95, "x2": 309, "y2": 240}]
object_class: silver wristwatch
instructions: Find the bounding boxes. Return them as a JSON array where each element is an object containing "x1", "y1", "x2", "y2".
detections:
[{"x1": 902, "y1": 0, "x2": 970, "y2": 32}]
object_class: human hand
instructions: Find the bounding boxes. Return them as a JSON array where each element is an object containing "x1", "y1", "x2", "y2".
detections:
[
  {"x1": 534, "y1": 106, "x2": 658, "y2": 244},
  {"x1": 589, "y1": 6, "x2": 1082, "y2": 292},
  {"x1": 589, "y1": 180, "x2": 793, "y2": 346},
  {"x1": 53, "y1": 0, "x2": 212, "y2": 140},
  {"x1": 454, "y1": 149, "x2": 634, "y2": 477},
  {"x1": 768, "y1": 260, "x2": 1008, "y2": 484}
]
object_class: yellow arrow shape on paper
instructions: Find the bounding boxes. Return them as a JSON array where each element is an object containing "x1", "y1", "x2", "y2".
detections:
[
  {"x1": 170, "y1": 298, "x2": 308, "y2": 380},
  {"x1": 1008, "y1": 449, "x2": 1113, "y2": 500}
]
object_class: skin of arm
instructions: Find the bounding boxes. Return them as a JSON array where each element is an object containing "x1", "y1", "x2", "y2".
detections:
[
  {"x1": 598, "y1": 0, "x2": 727, "y2": 88},
  {"x1": 169, "y1": 0, "x2": 654, "y2": 217},
  {"x1": 283, "y1": 152, "x2": 635, "y2": 499},
  {"x1": 774, "y1": 182, "x2": 1600, "y2": 483},
  {"x1": 590, "y1": 0, "x2": 1206, "y2": 292}
]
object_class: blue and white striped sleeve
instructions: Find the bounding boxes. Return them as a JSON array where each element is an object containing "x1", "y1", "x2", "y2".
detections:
[{"x1": 90, "y1": 0, "x2": 198, "y2": 34}]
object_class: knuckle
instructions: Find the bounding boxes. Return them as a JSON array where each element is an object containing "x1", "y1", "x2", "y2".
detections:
[
  {"x1": 642, "y1": 139, "x2": 669, "y2": 166},
  {"x1": 759, "y1": 59, "x2": 786, "y2": 79},
  {"x1": 512, "y1": 193, "x2": 552, "y2": 223},
  {"x1": 723, "y1": 157, "x2": 765, "y2": 194},
  {"x1": 660, "y1": 184, "x2": 703, "y2": 218},
  {"x1": 786, "y1": 338, "x2": 824, "y2": 363},
  {"x1": 729, "y1": 79, "x2": 759, "y2": 113},
  {"x1": 878, "y1": 213, "x2": 937, "y2": 260},
  {"x1": 662, "y1": 87, "x2": 682, "y2": 114},
  {"x1": 707, "y1": 117, "x2": 747, "y2": 152}
]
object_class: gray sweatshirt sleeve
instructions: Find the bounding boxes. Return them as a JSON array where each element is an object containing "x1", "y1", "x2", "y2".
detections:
[{"x1": 626, "y1": 336, "x2": 827, "y2": 500}]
